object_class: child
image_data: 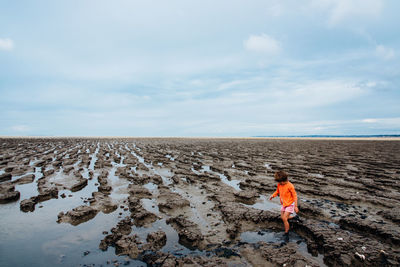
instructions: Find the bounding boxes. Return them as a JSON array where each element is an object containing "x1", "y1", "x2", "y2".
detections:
[{"x1": 269, "y1": 170, "x2": 299, "y2": 242}]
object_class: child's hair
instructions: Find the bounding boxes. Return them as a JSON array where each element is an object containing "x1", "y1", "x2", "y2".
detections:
[{"x1": 274, "y1": 171, "x2": 288, "y2": 182}]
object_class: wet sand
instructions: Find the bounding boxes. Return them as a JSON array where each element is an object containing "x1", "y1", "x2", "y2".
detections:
[{"x1": 0, "y1": 137, "x2": 399, "y2": 266}]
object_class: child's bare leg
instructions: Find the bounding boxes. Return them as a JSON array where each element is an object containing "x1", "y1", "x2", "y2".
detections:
[{"x1": 281, "y1": 211, "x2": 291, "y2": 233}]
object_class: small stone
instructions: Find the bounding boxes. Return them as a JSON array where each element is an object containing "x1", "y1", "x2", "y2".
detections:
[{"x1": 355, "y1": 252, "x2": 365, "y2": 261}]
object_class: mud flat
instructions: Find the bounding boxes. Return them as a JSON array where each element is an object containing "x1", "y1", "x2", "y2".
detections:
[{"x1": 1, "y1": 137, "x2": 400, "y2": 266}]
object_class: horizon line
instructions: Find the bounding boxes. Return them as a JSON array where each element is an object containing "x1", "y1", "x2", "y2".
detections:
[{"x1": 1, "y1": 134, "x2": 400, "y2": 141}]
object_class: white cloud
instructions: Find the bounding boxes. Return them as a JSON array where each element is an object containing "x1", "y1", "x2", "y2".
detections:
[
  {"x1": 362, "y1": 118, "x2": 377, "y2": 123},
  {"x1": 244, "y1": 34, "x2": 281, "y2": 54},
  {"x1": 362, "y1": 117, "x2": 400, "y2": 125},
  {"x1": 376, "y1": 45, "x2": 395, "y2": 60},
  {"x1": 0, "y1": 38, "x2": 14, "y2": 51},
  {"x1": 312, "y1": 0, "x2": 383, "y2": 25}
]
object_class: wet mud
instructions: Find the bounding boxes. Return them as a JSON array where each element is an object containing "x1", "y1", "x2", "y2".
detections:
[{"x1": 0, "y1": 137, "x2": 400, "y2": 266}]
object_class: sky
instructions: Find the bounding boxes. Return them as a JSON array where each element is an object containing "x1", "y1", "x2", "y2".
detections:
[{"x1": 1, "y1": 0, "x2": 400, "y2": 137}]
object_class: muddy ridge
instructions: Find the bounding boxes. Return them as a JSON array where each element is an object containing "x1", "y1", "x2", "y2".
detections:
[{"x1": 0, "y1": 137, "x2": 400, "y2": 266}]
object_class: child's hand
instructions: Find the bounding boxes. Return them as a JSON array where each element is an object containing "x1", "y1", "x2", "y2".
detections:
[
  {"x1": 269, "y1": 194, "x2": 274, "y2": 200},
  {"x1": 295, "y1": 206, "x2": 299, "y2": 213}
]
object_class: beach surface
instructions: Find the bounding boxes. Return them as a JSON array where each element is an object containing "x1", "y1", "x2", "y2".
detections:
[{"x1": 1, "y1": 137, "x2": 399, "y2": 266}]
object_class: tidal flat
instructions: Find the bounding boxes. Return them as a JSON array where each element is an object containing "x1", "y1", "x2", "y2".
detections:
[{"x1": 1, "y1": 137, "x2": 399, "y2": 266}]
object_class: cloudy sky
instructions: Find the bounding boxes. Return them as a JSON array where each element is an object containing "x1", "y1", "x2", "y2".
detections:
[{"x1": 1, "y1": 0, "x2": 399, "y2": 136}]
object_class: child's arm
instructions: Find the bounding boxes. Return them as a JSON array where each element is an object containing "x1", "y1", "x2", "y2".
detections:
[
  {"x1": 269, "y1": 186, "x2": 279, "y2": 200},
  {"x1": 290, "y1": 185, "x2": 299, "y2": 212}
]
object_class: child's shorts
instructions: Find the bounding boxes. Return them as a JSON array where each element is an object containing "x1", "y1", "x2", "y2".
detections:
[{"x1": 281, "y1": 202, "x2": 295, "y2": 214}]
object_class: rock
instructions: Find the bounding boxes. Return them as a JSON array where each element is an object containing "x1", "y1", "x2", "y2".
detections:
[
  {"x1": 13, "y1": 174, "x2": 35, "y2": 184},
  {"x1": 128, "y1": 196, "x2": 157, "y2": 226},
  {"x1": 378, "y1": 209, "x2": 400, "y2": 224},
  {"x1": 20, "y1": 198, "x2": 37, "y2": 212},
  {"x1": 57, "y1": 205, "x2": 98, "y2": 226},
  {"x1": 4, "y1": 166, "x2": 15, "y2": 172},
  {"x1": 63, "y1": 166, "x2": 74, "y2": 174},
  {"x1": 240, "y1": 242, "x2": 320, "y2": 267},
  {"x1": 0, "y1": 183, "x2": 20, "y2": 203},
  {"x1": 52, "y1": 160, "x2": 62, "y2": 168},
  {"x1": 43, "y1": 169, "x2": 55, "y2": 176},
  {"x1": 130, "y1": 208, "x2": 157, "y2": 227},
  {"x1": 127, "y1": 184, "x2": 152, "y2": 198},
  {"x1": 0, "y1": 173, "x2": 12, "y2": 182},
  {"x1": 12, "y1": 174, "x2": 35, "y2": 184},
  {"x1": 115, "y1": 235, "x2": 141, "y2": 258},
  {"x1": 98, "y1": 184, "x2": 112, "y2": 192},
  {"x1": 158, "y1": 190, "x2": 190, "y2": 212},
  {"x1": 339, "y1": 217, "x2": 400, "y2": 245},
  {"x1": 355, "y1": 252, "x2": 365, "y2": 261},
  {"x1": 99, "y1": 217, "x2": 132, "y2": 251},
  {"x1": 226, "y1": 224, "x2": 241, "y2": 239},
  {"x1": 146, "y1": 231, "x2": 167, "y2": 251},
  {"x1": 234, "y1": 190, "x2": 259, "y2": 204},
  {"x1": 34, "y1": 160, "x2": 46, "y2": 167},
  {"x1": 37, "y1": 188, "x2": 58, "y2": 202},
  {"x1": 0, "y1": 190, "x2": 20, "y2": 203},
  {"x1": 70, "y1": 178, "x2": 88, "y2": 192},
  {"x1": 166, "y1": 215, "x2": 204, "y2": 249}
]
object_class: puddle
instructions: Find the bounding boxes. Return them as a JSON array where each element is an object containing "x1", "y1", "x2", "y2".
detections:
[
  {"x1": 12, "y1": 167, "x2": 43, "y2": 200},
  {"x1": 242, "y1": 195, "x2": 281, "y2": 211},
  {"x1": 241, "y1": 229, "x2": 301, "y2": 244},
  {"x1": 143, "y1": 182, "x2": 158, "y2": 193},
  {"x1": 165, "y1": 154, "x2": 175, "y2": 161},
  {"x1": 240, "y1": 230, "x2": 326, "y2": 267},
  {"x1": 0, "y1": 194, "x2": 135, "y2": 267},
  {"x1": 108, "y1": 167, "x2": 130, "y2": 203},
  {"x1": 88, "y1": 144, "x2": 99, "y2": 170}
]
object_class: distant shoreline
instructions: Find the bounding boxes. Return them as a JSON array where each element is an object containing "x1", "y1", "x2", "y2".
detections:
[{"x1": 1, "y1": 135, "x2": 400, "y2": 141}]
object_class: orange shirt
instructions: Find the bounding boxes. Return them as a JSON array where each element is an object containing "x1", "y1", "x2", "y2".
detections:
[{"x1": 272, "y1": 181, "x2": 297, "y2": 207}]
